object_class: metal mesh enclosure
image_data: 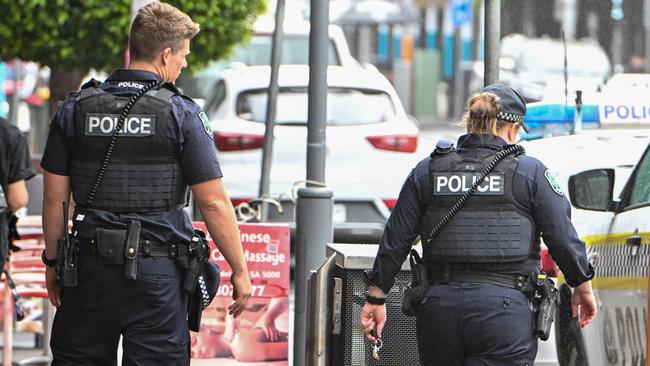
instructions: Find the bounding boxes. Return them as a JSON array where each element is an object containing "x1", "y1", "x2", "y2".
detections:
[{"x1": 333, "y1": 268, "x2": 420, "y2": 366}]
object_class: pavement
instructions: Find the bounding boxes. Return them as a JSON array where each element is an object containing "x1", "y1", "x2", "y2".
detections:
[{"x1": 0, "y1": 331, "x2": 50, "y2": 364}]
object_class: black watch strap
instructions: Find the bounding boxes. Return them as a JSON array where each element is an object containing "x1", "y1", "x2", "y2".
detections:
[
  {"x1": 41, "y1": 250, "x2": 58, "y2": 268},
  {"x1": 365, "y1": 294, "x2": 386, "y2": 305}
]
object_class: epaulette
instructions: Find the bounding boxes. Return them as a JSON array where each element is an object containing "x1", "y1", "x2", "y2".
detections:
[{"x1": 430, "y1": 139, "x2": 456, "y2": 157}]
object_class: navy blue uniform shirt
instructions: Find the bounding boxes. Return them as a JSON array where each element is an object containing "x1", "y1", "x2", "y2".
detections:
[
  {"x1": 41, "y1": 69, "x2": 222, "y2": 243},
  {"x1": 0, "y1": 117, "x2": 36, "y2": 192},
  {"x1": 368, "y1": 134, "x2": 595, "y2": 293}
]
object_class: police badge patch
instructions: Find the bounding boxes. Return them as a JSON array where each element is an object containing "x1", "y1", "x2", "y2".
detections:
[
  {"x1": 544, "y1": 169, "x2": 563, "y2": 196},
  {"x1": 198, "y1": 112, "x2": 213, "y2": 139}
]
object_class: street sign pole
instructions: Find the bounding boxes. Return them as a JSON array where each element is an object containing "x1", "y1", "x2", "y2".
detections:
[
  {"x1": 484, "y1": 0, "x2": 500, "y2": 85},
  {"x1": 294, "y1": 1, "x2": 333, "y2": 365},
  {"x1": 643, "y1": 0, "x2": 650, "y2": 72},
  {"x1": 259, "y1": 0, "x2": 286, "y2": 221}
]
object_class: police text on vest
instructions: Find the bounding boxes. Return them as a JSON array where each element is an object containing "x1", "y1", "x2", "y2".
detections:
[
  {"x1": 85, "y1": 114, "x2": 156, "y2": 137},
  {"x1": 433, "y1": 173, "x2": 505, "y2": 195}
]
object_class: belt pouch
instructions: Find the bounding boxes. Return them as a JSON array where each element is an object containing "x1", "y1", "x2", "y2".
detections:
[
  {"x1": 124, "y1": 221, "x2": 141, "y2": 280},
  {"x1": 96, "y1": 228, "x2": 126, "y2": 265}
]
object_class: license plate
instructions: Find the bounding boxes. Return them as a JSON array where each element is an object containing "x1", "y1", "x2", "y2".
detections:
[{"x1": 333, "y1": 204, "x2": 347, "y2": 223}]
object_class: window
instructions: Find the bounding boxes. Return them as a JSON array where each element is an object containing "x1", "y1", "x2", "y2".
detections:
[
  {"x1": 235, "y1": 87, "x2": 396, "y2": 126},
  {"x1": 203, "y1": 80, "x2": 227, "y2": 116},
  {"x1": 628, "y1": 146, "x2": 650, "y2": 207},
  {"x1": 231, "y1": 35, "x2": 340, "y2": 66}
]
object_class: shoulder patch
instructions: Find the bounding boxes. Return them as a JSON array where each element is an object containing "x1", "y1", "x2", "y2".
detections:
[
  {"x1": 198, "y1": 112, "x2": 213, "y2": 138},
  {"x1": 544, "y1": 169, "x2": 563, "y2": 196}
]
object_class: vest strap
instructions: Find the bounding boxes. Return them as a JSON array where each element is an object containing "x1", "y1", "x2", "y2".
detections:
[
  {"x1": 147, "y1": 87, "x2": 176, "y2": 103},
  {"x1": 79, "y1": 86, "x2": 97, "y2": 100}
]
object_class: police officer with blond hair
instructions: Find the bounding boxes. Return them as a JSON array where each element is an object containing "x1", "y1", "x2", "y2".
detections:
[
  {"x1": 41, "y1": 3, "x2": 251, "y2": 365},
  {"x1": 361, "y1": 84, "x2": 597, "y2": 365}
]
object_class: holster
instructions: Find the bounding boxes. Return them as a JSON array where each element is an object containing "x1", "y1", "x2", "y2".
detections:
[
  {"x1": 56, "y1": 233, "x2": 78, "y2": 288},
  {"x1": 124, "y1": 221, "x2": 141, "y2": 280},
  {"x1": 402, "y1": 249, "x2": 428, "y2": 317},
  {"x1": 183, "y1": 230, "x2": 210, "y2": 294},
  {"x1": 532, "y1": 274, "x2": 559, "y2": 341}
]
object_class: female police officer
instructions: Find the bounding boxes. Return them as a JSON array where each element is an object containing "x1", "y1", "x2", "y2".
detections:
[{"x1": 360, "y1": 84, "x2": 596, "y2": 365}]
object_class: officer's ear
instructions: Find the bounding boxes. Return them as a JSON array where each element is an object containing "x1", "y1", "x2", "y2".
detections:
[
  {"x1": 161, "y1": 47, "x2": 173, "y2": 66},
  {"x1": 505, "y1": 123, "x2": 520, "y2": 144}
]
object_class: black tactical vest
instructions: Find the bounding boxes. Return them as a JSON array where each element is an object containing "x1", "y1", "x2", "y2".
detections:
[
  {"x1": 420, "y1": 150, "x2": 536, "y2": 265},
  {"x1": 70, "y1": 84, "x2": 188, "y2": 213}
]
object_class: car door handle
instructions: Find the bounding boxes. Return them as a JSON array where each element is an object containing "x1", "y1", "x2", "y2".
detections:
[{"x1": 626, "y1": 228, "x2": 642, "y2": 256}]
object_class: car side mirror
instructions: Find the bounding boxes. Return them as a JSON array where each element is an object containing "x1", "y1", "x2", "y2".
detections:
[{"x1": 568, "y1": 169, "x2": 615, "y2": 211}]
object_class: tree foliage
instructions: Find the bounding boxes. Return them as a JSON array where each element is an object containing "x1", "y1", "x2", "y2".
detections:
[{"x1": 0, "y1": 0, "x2": 267, "y2": 74}]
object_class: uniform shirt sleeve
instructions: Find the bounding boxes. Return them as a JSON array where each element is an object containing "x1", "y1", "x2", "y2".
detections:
[
  {"x1": 517, "y1": 157, "x2": 595, "y2": 287},
  {"x1": 366, "y1": 158, "x2": 430, "y2": 294},
  {"x1": 41, "y1": 96, "x2": 78, "y2": 175},
  {"x1": 7, "y1": 126, "x2": 35, "y2": 183},
  {"x1": 171, "y1": 96, "x2": 223, "y2": 185}
]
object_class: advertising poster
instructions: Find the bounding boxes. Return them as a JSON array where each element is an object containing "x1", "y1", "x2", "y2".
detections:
[{"x1": 191, "y1": 222, "x2": 290, "y2": 366}]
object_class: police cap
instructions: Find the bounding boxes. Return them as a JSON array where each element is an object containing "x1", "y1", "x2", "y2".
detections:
[
  {"x1": 188, "y1": 261, "x2": 220, "y2": 332},
  {"x1": 481, "y1": 83, "x2": 529, "y2": 133}
]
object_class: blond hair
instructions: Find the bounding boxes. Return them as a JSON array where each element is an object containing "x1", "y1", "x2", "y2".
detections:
[
  {"x1": 129, "y1": 2, "x2": 200, "y2": 62},
  {"x1": 461, "y1": 92, "x2": 512, "y2": 135}
]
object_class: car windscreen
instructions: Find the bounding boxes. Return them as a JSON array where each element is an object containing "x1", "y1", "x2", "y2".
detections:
[
  {"x1": 519, "y1": 42, "x2": 610, "y2": 76},
  {"x1": 232, "y1": 35, "x2": 340, "y2": 66},
  {"x1": 236, "y1": 87, "x2": 396, "y2": 126}
]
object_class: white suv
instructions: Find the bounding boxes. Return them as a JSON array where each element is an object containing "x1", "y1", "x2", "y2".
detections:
[{"x1": 178, "y1": 19, "x2": 358, "y2": 99}]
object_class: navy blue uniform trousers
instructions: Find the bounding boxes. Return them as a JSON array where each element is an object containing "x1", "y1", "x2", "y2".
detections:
[
  {"x1": 416, "y1": 283, "x2": 537, "y2": 366},
  {"x1": 51, "y1": 254, "x2": 189, "y2": 366}
]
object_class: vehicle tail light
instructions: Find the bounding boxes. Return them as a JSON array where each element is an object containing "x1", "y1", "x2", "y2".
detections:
[
  {"x1": 230, "y1": 198, "x2": 251, "y2": 207},
  {"x1": 366, "y1": 135, "x2": 418, "y2": 153},
  {"x1": 540, "y1": 244, "x2": 560, "y2": 277},
  {"x1": 215, "y1": 131, "x2": 264, "y2": 151},
  {"x1": 382, "y1": 198, "x2": 397, "y2": 210}
]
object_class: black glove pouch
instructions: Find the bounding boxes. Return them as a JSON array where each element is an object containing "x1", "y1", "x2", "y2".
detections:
[
  {"x1": 402, "y1": 249, "x2": 428, "y2": 317},
  {"x1": 96, "y1": 228, "x2": 126, "y2": 265}
]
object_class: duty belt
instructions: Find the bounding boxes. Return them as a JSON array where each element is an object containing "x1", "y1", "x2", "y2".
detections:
[
  {"x1": 74, "y1": 238, "x2": 189, "y2": 258},
  {"x1": 428, "y1": 271, "x2": 534, "y2": 292}
]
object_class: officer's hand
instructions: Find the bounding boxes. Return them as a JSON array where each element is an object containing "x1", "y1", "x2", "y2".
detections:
[
  {"x1": 571, "y1": 280, "x2": 597, "y2": 328},
  {"x1": 45, "y1": 267, "x2": 61, "y2": 307},
  {"x1": 229, "y1": 270, "x2": 252, "y2": 318},
  {"x1": 360, "y1": 302, "x2": 386, "y2": 344}
]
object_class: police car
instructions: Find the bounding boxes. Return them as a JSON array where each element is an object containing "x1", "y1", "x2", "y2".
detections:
[{"x1": 520, "y1": 100, "x2": 650, "y2": 366}]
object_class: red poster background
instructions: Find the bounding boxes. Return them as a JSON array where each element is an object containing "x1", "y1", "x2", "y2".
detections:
[{"x1": 190, "y1": 222, "x2": 290, "y2": 365}]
